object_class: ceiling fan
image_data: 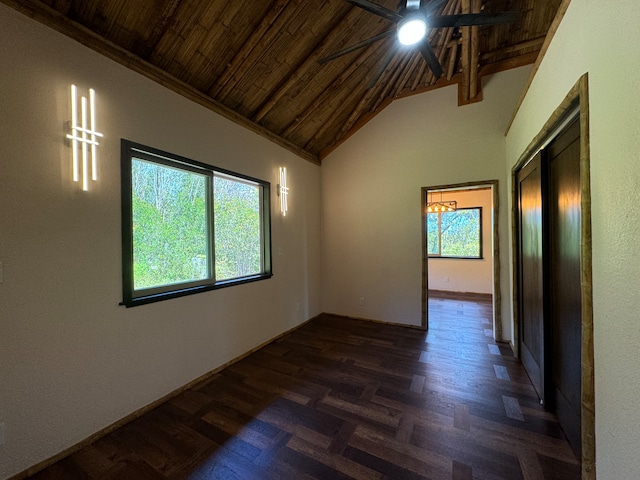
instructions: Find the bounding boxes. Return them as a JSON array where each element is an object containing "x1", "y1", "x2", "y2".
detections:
[{"x1": 319, "y1": 0, "x2": 519, "y2": 85}]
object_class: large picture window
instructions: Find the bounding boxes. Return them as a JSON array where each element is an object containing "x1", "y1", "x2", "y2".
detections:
[
  {"x1": 427, "y1": 207, "x2": 482, "y2": 259},
  {"x1": 121, "y1": 140, "x2": 271, "y2": 307}
]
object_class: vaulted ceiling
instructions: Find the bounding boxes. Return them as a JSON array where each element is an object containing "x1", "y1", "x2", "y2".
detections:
[{"x1": 3, "y1": 0, "x2": 562, "y2": 163}]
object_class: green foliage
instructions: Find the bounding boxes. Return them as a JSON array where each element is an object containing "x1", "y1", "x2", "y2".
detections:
[
  {"x1": 131, "y1": 159, "x2": 263, "y2": 291},
  {"x1": 214, "y1": 176, "x2": 261, "y2": 280},
  {"x1": 132, "y1": 159, "x2": 208, "y2": 290},
  {"x1": 427, "y1": 213, "x2": 440, "y2": 255},
  {"x1": 427, "y1": 209, "x2": 481, "y2": 258}
]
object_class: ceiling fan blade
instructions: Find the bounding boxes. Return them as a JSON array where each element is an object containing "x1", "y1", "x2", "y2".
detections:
[
  {"x1": 367, "y1": 44, "x2": 398, "y2": 88},
  {"x1": 418, "y1": 41, "x2": 444, "y2": 78},
  {"x1": 346, "y1": 0, "x2": 403, "y2": 22},
  {"x1": 429, "y1": 12, "x2": 520, "y2": 28},
  {"x1": 318, "y1": 30, "x2": 396, "y2": 64}
]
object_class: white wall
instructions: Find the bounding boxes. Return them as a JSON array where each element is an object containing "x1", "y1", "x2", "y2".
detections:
[
  {"x1": 505, "y1": 0, "x2": 640, "y2": 477},
  {"x1": 428, "y1": 189, "x2": 493, "y2": 294},
  {"x1": 0, "y1": 6, "x2": 322, "y2": 479},
  {"x1": 322, "y1": 66, "x2": 531, "y2": 331}
]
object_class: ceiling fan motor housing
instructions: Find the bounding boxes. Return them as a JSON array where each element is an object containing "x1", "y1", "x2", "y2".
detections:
[{"x1": 397, "y1": 11, "x2": 428, "y2": 45}]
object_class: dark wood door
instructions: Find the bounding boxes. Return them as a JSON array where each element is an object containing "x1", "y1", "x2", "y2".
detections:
[
  {"x1": 548, "y1": 119, "x2": 582, "y2": 457},
  {"x1": 517, "y1": 152, "x2": 546, "y2": 401}
]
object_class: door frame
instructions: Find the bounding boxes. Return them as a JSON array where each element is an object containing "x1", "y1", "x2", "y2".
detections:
[
  {"x1": 511, "y1": 74, "x2": 595, "y2": 478},
  {"x1": 421, "y1": 180, "x2": 501, "y2": 340}
]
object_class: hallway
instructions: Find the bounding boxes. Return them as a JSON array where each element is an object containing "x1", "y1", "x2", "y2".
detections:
[{"x1": 29, "y1": 294, "x2": 581, "y2": 479}]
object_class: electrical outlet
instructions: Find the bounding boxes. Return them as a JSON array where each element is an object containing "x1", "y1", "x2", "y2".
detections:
[
  {"x1": 296, "y1": 302, "x2": 301, "y2": 312},
  {"x1": 0, "y1": 423, "x2": 5, "y2": 446},
  {"x1": 444, "y1": 276, "x2": 449, "y2": 283},
  {"x1": 359, "y1": 297, "x2": 365, "y2": 306}
]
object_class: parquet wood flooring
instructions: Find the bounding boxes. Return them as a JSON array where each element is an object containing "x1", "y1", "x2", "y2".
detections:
[{"x1": 28, "y1": 295, "x2": 581, "y2": 479}]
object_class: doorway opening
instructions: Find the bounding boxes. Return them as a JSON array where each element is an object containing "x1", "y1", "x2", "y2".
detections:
[{"x1": 421, "y1": 180, "x2": 501, "y2": 340}]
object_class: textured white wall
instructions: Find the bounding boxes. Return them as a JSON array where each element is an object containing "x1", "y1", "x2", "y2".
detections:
[
  {"x1": 506, "y1": 0, "x2": 640, "y2": 477},
  {"x1": 0, "y1": 6, "x2": 322, "y2": 479},
  {"x1": 428, "y1": 189, "x2": 493, "y2": 294},
  {"x1": 321, "y1": 66, "x2": 531, "y2": 331}
]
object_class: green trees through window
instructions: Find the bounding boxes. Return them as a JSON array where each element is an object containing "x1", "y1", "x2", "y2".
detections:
[
  {"x1": 132, "y1": 159, "x2": 209, "y2": 290},
  {"x1": 427, "y1": 208, "x2": 482, "y2": 258},
  {"x1": 213, "y1": 175, "x2": 262, "y2": 281},
  {"x1": 121, "y1": 140, "x2": 271, "y2": 307}
]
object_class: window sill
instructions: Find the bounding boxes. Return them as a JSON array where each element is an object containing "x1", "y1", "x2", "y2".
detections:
[
  {"x1": 121, "y1": 273, "x2": 273, "y2": 308},
  {"x1": 427, "y1": 256, "x2": 484, "y2": 260}
]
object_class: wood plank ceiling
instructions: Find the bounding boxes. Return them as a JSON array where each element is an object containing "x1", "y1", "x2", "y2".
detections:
[{"x1": 3, "y1": 0, "x2": 562, "y2": 163}]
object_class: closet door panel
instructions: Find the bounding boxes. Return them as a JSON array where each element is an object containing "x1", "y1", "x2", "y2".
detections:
[
  {"x1": 548, "y1": 119, "x2": 582, "y2": 457},
  {"x1": 517, "y1": 152, "x2": 546, "y2": 401}
]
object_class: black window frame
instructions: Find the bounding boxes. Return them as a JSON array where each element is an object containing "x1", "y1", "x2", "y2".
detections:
[
  {"x1": 121, "y1": 139, "x2": 272, "y2": 307},
  {"x1": 427, "y1": 206, "x2": 483, "y2": 259}
]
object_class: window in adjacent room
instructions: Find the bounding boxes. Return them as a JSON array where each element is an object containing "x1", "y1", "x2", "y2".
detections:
[
  {"x1": 121, "y1": 140, "x2": 271, "y2": 307},
  {"x1": 427, "y1": 207, "x2": 482, "y2": 258}
]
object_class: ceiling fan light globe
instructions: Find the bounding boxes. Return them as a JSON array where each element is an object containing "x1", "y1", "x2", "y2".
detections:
[{"x1": 397, "y1": 15, "x2": 427, "y2": 46}]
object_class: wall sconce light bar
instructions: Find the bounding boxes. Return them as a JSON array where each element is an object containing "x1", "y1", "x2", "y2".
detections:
[
  {"x1": 277, "y1": 167, "x2": 289, "y2": 216},
  {"x1": 66, "y1": 84, "x2": 103, "y2": 191}
]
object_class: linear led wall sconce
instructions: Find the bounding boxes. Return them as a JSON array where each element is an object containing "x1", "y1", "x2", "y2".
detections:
[
  {"x1": 66, "y1": 84, "x2": 103, "y2": 191},
  {"x1": 277, "y1": 167, "x2": 289, "y2": 216}
]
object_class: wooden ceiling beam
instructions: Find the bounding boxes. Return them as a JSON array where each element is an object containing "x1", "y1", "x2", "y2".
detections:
[
  {"x1": 505, "y1": 0, "x2": 572, "y2": 134},
  {"x1": 457, "y1": 0, "x2": 484, "y2": 105},
  {"x1": 478, "y1": 50, "x2": 539, "y2": 76},
  {"x1": 324, "y1": 45, "x2": 540, "y2": 161},
  {"x1": 382, "y1": 54, "x2": 409, "y2": 104},
  {"x1": 51, "y1": 0, "x2": 72, "y2": 15},
  {"x1": 394, "y1": 52, "x2": 422, "y2": 97},
  {"x1": 433, "y1": 30, "x2": 454, "y2": 86},
  {"x1": 304, "y1": 77, "x2": 378, "y2": 152},
  {"x1": 331, "y1": 44, "x2": 410, "y2": 145},
  {"x1": 436, "y1": 0, "x2": 459, "y2": 78},
  {"x1": 3, "y1": 0, "x2": 563, "y2": 162},
  {"x1": 436, "y1": 0, "x2": 460, "y2": 66},
  {"x1": 446, "y1": 40, "x2": 459, "y2": 80},
  {"x1": 252, "y1": 5, "x2": 376, "y2": 124},
  {"x1": 411, "y1": 60, "x2": 427, "y2": 91},
  {"x1": 376, "y1": 0, "x2": 460, "y2": 97},
  {"x1": 418, "y1": 0, "x2": 459, "y2": 87},
  {"x1": 399, "y1": 50, "x2": 538, "y2": 102},
  {"x1": 139, "y1": 0, "x2": 183, "y2": 59},
  {"x1": 469, "y1": 0, "x2": 481, "y2": 101},
  {"x1": 338, "y1": 61, "x2": 392, "y2": 138},
  {"x1": 282, "y1": 38, "x2": 384, "y2": 138},
  {"x1": 207, "y1": 0, "x2": 293, "y2": 99},
  {"x1": 372, "y1": 50, "x2": 409, "y2": 112},
  {"x1": 417, "y1": 0, "x2": 458, "y2": 89},
  {"x1": 460, "y1": 0, "x2": 471, "y2": 103},
  {"x1": 322, "y1": 72, "x2": 461, "y2": 159},
  {"x1": 0, "y1": 0, "x2": 320, "y2": 164},
  {"x1": 320, "y1": 98, "x2": 395, "y2": 160},
  {"x1": 480, "y1": 35, "x2": 546, "y2": 61}
]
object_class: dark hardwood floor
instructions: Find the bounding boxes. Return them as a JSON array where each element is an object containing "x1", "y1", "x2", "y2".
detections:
[{"x1": 29, "y1": 294, "x2": 581, "y2": 479}]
